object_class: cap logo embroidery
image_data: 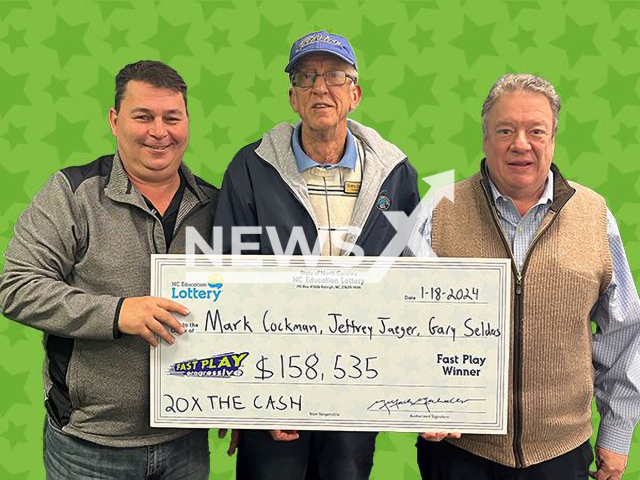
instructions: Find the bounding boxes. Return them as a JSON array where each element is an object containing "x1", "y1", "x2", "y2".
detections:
[{"x1": 295, "y1": 33, "x2": 342, "y2": 52}]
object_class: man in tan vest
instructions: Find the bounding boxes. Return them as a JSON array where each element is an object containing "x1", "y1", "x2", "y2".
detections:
[{"x1": 406, "y1": 73, "x2": 640, "y2": 480}]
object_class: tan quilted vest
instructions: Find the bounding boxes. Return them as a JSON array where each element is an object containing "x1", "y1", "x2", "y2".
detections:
[{"x1": 431, "y1": 163, "x2": 612, "y2": 467}]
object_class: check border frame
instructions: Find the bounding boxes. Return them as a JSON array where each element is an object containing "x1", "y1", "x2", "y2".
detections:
[{"x1": 150, "y1": 255, "x2": 510, "y2": 433}]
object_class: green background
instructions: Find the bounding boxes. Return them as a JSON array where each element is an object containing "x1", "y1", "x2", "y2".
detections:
[{"x1": 1, "y1": 0, "x2": 639, "y2": 478}]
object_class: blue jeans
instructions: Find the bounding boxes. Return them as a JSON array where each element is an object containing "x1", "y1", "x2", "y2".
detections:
[{"x1": 43, "y1": 418, "x2": 209, "y2": 479}]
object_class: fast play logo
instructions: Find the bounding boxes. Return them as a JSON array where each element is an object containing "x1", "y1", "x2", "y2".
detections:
[
  {"x1": 167, "y1": 351, "x2": 249, "y2": 378},
  {"x1": 170, "y1": 273, "x2": 224, "y2": 303}
]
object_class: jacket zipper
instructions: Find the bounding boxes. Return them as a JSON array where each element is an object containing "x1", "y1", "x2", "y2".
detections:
[
  {"x1": 164, "y1": 189, "x2": 211, "y2": 253},
  {"x1": 149, "y1": 210, "x2": 161, "y2": 254},
  {"x1": 479, "y1": 180, "x2": 572, "y2": 467},
  {"x1": 170, "y1": 202, "x2": 206, "y2": 253},
  {"x1": 512, "y1": 277, "x2": 524, "y2": 466}
]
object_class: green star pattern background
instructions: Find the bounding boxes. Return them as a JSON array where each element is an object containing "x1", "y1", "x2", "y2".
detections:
[{"x1": 1, "y1": 0, "x2": 639, "y2": 478}]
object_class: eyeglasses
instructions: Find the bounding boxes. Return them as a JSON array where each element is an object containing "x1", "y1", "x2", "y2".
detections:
[{"x1": 292, "y1": 70, "x2": 356, "y2": 88}]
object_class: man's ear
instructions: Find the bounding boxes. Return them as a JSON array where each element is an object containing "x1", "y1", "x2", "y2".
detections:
[
  {"x1": 289, "y1": 88, "x2": 299, "y2": 114},
  {"x1": 349, "y1": 84, "x2": 362, "y2": 112},
  {"x1": 108, "y1": 108, "x2": 118, "y2": 137}
]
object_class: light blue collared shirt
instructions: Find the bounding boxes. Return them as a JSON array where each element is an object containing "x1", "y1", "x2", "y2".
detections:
[
  {"x1": 486, "y1": 170, "x2": 554, "y2": 272},
  {"x1": 291, "y1": 123, "x2": 357, "y2": 172},
  {"x1": 405, "y1": 169, "x2": 640, "y2": 455}
]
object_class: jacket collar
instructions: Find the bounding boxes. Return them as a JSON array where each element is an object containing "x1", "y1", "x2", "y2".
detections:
[
  {"x1": 256, "y1": 119, "x2": 406, "y2": 172},
  {"x1": 105, "y1": 151, "x2": 210, "y2": 207}
]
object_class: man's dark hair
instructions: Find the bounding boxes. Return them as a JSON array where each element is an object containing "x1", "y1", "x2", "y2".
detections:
[{"x1": 114, "y1": 60, "x2": 188, "y2": 113}]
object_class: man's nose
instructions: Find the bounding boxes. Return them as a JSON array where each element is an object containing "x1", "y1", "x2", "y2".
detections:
[
  {"x1": 149, "y1": 118, "x2": 167, "y2": 138},
  {"x1": 511, "y1": 131, "x2": 531, "y2": 152},
  {"x1": 311, "y1": 73, "x2": 329, "y2": 93}
]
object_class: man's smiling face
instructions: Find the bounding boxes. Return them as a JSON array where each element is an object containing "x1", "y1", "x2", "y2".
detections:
[{"x1": 108, "y1": 80, "x2": 188, "y2": 182}]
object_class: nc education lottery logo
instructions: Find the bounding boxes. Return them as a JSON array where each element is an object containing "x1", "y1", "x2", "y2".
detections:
[
  {"x1": 170, "y1": 273, "x2": 224, "y2": 302},
  {"x1": 167, "y1": 351, "x2": 249, "y2": 378}
]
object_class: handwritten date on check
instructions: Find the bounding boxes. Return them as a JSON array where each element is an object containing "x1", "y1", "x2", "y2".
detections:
[{"x1": 150, "y1": 256, "x2": 510, "y2": 434}]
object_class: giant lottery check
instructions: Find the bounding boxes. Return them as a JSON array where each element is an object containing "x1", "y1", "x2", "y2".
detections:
[{"x1": 150, "y1": 255, "x2": 511, "y2": 434}]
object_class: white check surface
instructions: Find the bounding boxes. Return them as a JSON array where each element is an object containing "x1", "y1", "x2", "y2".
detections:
[{"x1": 150, "y1": 255, "x2": 510, "y2": 434}]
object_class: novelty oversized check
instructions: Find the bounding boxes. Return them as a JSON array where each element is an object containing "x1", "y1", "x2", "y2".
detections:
[{"x1": 150, "y1": 255, "x2": 511, "y2": 434}]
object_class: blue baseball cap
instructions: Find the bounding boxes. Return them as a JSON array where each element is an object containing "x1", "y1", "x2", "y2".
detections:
[{"x1": 285, "y1": 30, "x2": 357, "y2": 74}]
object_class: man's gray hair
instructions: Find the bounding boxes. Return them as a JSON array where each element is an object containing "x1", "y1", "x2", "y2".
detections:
[
  {"x1": 345, "y1": 64, "x2": 358, "y2": 84},
  {"x1": 481, "y1": 73, "x2": 561, "y2": 136}
]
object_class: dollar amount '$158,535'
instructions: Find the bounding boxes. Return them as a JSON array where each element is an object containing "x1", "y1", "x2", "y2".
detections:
[{"x1": 254, "y1": 353, "x2": 380, "y2": 383}]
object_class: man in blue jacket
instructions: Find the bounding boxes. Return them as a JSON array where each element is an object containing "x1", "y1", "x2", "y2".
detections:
[{"x1": 214, "y1": 31, "x2": 420, "y2": 480}]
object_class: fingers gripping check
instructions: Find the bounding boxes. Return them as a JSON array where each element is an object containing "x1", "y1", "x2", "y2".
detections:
[
  {"x1": 218, "y1": 429, "x2": 240, "y2": 456},
  {"x1": 419, "y1": 431, "x2": 462, "y2": 442},
  {"x1": 117, "y1": 296, "x2": 189, "y2": 346},
  {"x1": 269, "y1": 429, "x2": 299, "y2": 442}
]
